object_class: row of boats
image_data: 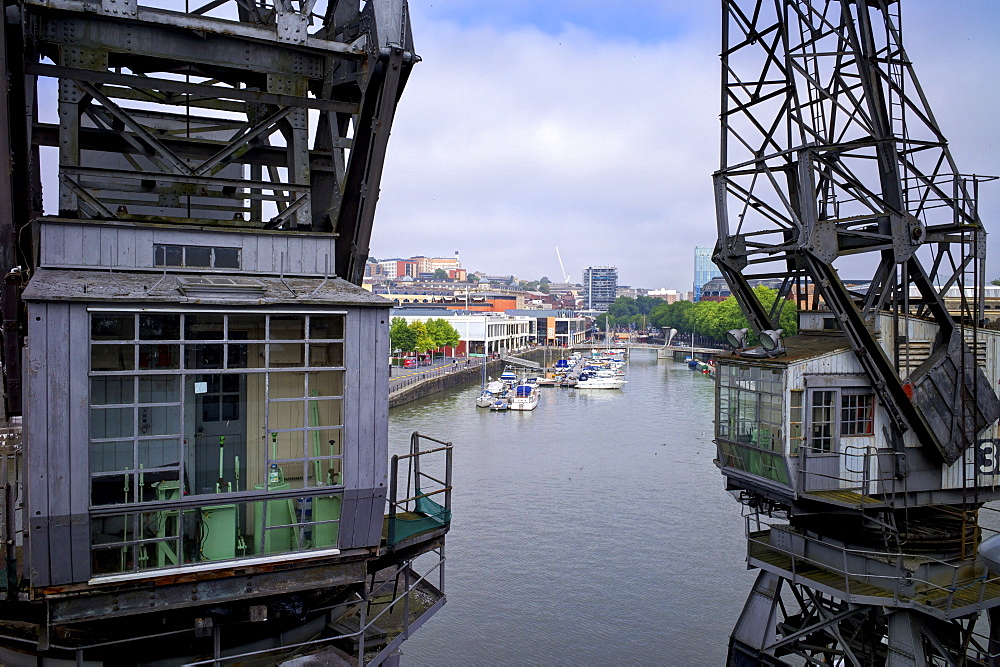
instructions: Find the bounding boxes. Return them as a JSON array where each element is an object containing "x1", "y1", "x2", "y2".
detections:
[
  {"x1": 686, "y1": 356, "x2": 716, "y2": 377},
  {"x1": 476, "y1": 350, "x2": 628, "y2": 411},
  {"x1": 476, "y1": 370, "x2": 540, "y2": 411}
]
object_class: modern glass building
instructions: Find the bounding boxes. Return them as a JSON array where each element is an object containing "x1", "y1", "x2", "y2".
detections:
[
  {"x1": 694, "y1": 246, "x2": 723, "y2": 302},
  {"x1": 583, "y1": 266, "x2": 618, "y2": 311}
]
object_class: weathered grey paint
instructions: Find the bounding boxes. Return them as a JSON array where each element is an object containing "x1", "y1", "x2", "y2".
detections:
[
  {"x1": 338, "y1": 305, "x2": 361, "y2": 550},
  {"x1": 25, "y1": 301, "x2": 91, "y2": 586},
  {"x1": 40, "y1": 221, "x2": 338, "y2": 277},
  {"x1": 24, "y1": 289, "x2": 392, "y2": 584},
  {"x1": 336, "y1": 306, "x2": 391, "y2": 551}
]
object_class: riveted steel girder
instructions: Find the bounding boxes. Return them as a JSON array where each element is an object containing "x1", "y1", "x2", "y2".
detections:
[
  {"x1": 715, "y1": 0, "x2": 998, "y2": 464},
  {"x1": 1, "y1": 0, "x2": 417, "y2": 415}
]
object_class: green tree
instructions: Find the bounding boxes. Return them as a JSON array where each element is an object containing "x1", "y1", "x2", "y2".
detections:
[
  {"x1": 670, "y1": 286, "x2": 798, "y2": 345},
  {"x1": 425, "y1": 318, "x2": 461, "y2": 355},
  {"x1": 409, "y1": 320, "x2": 436, "y2": 354},
  {"x1": 389, "y1": 317, "x2": 416, "y2": 354},
  {"x1": 649, "y1": 299, "x2": 694, "y2": 332},
  {"x1": 434, "y1": 318, "x2": 461, "y2": 352},
  {"x1": 635, "y1": 295, "x2": 664, "y2": 315},
  {"x1": 753, "y1": 284, "x2": 798, "y2": 338},
  {"x1": 467, "y1": 273, "x2": 479, "y2": 283},
  {"x1": 433, "y1": 268, "x2": 449, "y2": 280},
  {"x1": 607, "y1": 296, "x2": 639, "y2": 320},
  {"x1": 539, "y1": 283, "x2": 551, "y2": 294},
  {"x1": 993, "y1": 278, "x2": 1000, "y2": 287}
]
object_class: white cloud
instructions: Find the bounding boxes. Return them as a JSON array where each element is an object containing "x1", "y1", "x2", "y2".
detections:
[
  {"x1": 372, "y1": 17, "x2": 720, "y2": 289},
  {"x1": 373, "y1": 2, "x2": 1000, "y2": 289}
]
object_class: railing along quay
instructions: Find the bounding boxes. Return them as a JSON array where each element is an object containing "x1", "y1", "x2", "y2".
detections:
[{"x1": 389, "y1": 360, "x2": 482, "y2": 394}]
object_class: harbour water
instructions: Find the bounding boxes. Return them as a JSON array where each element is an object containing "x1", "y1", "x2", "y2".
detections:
[{"x1": 388, "y1": 349, "x2": 756, "y2": 664}]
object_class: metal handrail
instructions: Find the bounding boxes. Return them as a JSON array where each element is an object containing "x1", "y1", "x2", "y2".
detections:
[
  {"x1": 746, "y1": 518, "x2": 1000, "y2": 613},
  {"x1": 797, "y1": 444, "x2": 903, "y2": 500},
  {"x1": 388, "y1": 357, "x2": 496, "y2": 394},
  {"x1": 388, "y1": 432, "x2": 454, "y2": 546}
]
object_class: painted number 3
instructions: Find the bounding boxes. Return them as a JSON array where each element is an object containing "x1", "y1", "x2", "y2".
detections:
[{"x1": 978, "y1": 439, "x2": 1000, "y2": 475}]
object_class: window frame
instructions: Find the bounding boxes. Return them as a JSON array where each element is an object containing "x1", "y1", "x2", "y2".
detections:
[
  {"x1": 804, "y1": 377, "x2": 876, "y2": 456},
  {"x1": 87, "y1": 308, "x2": 350, "y2": 575},
  {"x1": 153, "y1": 243, "x2": 242, "y2": 269}
]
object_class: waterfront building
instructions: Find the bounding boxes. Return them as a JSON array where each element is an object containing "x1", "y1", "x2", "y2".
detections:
[
  {"x1": 378, "y1": 257, "x2": 419, "y2": 279},
  {"x1": 373, "y1": 287, "x2": 454, "y2": 306},
  {"x1": 921, "y1": 285, "x2": 1000, "y2": 324},
  {"x1": 583, "y1": 266, "x2": 618, "y2": 311},
  {"x1": 693, "y1": 246, "x2": 722, "y2": 302},
  {"x1": 390, "y1": 309, "x2": 534, "y2": 356},
  {"x1": 505, "y1": 309, "x2": 589, "y2": 347},
  {"x1": 699, "y1": 276, "x2": 732, "y2": 301}
]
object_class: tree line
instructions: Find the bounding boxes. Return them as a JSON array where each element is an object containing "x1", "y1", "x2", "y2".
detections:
[
  {"x1": 597, "y1": 286, "x2": 797, "y2": 345},
  {"x1": 389, "y1": 317, "x2": 461, "y2": 355}
]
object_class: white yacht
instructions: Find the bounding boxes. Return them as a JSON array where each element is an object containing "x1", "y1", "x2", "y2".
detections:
[
  {"x1": 508, "y1": 383, "x2": 540, "y2": 410},
  {"x1": 476, "y1": 380, "x2": 506, "y2": 408},
  {"x1": 575, "y1": 369, "x2": 627, "y2": 389}
]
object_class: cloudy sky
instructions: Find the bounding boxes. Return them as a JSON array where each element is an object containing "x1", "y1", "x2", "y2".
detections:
[{"x1": 371, "y1": 1, "x2": 1000, "y2": 291}]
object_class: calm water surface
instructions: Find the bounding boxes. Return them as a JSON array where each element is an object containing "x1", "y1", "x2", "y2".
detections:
[{"x1": 388, "y1": 349, "x2": 755, "y2": 665}]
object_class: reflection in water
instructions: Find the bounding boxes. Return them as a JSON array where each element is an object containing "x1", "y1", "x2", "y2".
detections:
[{"x1": 389, "y1": 350, "x2": 755, "y2": 664}]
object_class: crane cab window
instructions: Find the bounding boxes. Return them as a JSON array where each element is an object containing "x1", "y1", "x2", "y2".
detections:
[
  {"x1": 154, "y1": 244, "x2": 241, "y2": 269},
  {"x1": 806, "y1": 384, "x2": 875, "y2": 454},
  {"x1": 88, "y1": 310, "x2": 346, "y2": 576}
]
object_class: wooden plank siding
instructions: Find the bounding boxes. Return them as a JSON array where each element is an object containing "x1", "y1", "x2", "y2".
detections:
[
  {"x1": 335, "y1": 306, "x2": 390, "y2": 551},
  {"x1": 44, "y1": 303, "x2": 73, "y2": 585},
  {"x1": 338, "y1": 307, "x2": 362, "y2": 549},
  {"x1": 25, "y1": 303, "x2": 52, "y2": 586},
  {"x1": 357, "y1": 308, "x2": 382, "y2": 549},
  {"x1": 25, "y1": 301, "x2": 89, "y2": 585},
  {"x1": 369, "y1": 309, "x2": 390, "y2": 547},
  {"x1": 38, "y1": 221, "x2": 337, "y2": 276},
  {"x1": 68, "y1": 308, "x2": 91, "y2": 582}
]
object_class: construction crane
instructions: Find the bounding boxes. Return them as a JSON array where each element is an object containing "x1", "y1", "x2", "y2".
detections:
[
  {"x1": 713, "y1": 0, "x2": 1000, "y2": 663},
  {"x1": 0, "y1": 1, "x2": 452, "y2": 664},
  {"x1": 555, "y1": 245, "x2": 572, "y2": 283}
]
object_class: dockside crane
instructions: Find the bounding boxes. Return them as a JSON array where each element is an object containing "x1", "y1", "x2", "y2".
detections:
[
  {"x1": 0, "y1": 1, "x2": 452, "y2": 664},
  {"x1": 713, "y1": 0, "x2": 1000, "y2": 663}
]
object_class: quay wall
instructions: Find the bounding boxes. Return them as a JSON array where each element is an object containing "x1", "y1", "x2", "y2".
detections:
[{"x1": 388, "y1": 348, "x2": 551, "y2": 408}]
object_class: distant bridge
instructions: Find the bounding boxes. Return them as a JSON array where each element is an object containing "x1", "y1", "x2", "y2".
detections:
[{"x1": 572, "y1": 342, "x2": 676, "y2": 350}]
